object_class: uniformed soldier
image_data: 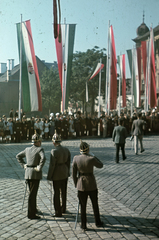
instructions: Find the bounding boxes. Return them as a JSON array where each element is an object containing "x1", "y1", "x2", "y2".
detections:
[
  {"x1": 47, "y1": 132, "x2": 71, "y2": 217},
  {"x1": 16, "y1": 133, "x2": 46, "y2": 219},
  {"x1": 14, "y1": 118, "x2": 22, "y2": 143},
  {"x1": 72, "y1": 140, "x2": 103, "y2": 230}
]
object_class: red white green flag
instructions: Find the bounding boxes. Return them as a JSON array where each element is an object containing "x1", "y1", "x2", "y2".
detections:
[
  {"x1": 16, "y1": 20, "x2": 42, "y2": 112},
  {"x1": 141, "y1": 28, "x2": 157, "y2": 109},
  {"x1": 118, "y1": 54, "x2": 126, "y2": 107},
  {"x1": 55, "y1": 24, "x2": 76, "y2": 112},
  {"x1": 89, "y1": 62, "x2": 104, "y2": 81},
  {"x1": 127, "y1": 48, "x2": 140, "y2": 107}
]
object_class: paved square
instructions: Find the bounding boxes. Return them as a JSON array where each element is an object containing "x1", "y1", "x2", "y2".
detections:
[{"x1": 0, "y1": 135, "x2": 159, "y2": 239}]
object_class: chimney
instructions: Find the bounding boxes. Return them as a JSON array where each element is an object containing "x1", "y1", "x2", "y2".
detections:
[{"x1": 7, "y1": 59, "x2": 11, "y2": 81}]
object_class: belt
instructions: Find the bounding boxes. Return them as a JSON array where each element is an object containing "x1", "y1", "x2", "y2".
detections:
[
  {"x1": 79, "y1": 172, "x2": 93, "y2": 176},
  {"x1": 27, "y1": 165, "x2": 36, "y2": 168}
]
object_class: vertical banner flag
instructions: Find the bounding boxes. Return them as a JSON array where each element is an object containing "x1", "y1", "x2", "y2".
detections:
[
  {"x1": 118, "y1": 54, "x2": 126, "y2": 107},
  {"x1": 55, "y1": 24, "x2": 76, "y2": 111},
  {"x1": 127, "y1": 48, "x2": 140, "y2": 107},
  {"x1": 149, "y1": 28, "x2": 157, "y2": 108},
  {"x1": 141, "y1": 28, "x2": 157, "y2": 108},
  {"x1": 16, "y1": 20, "x2": 42, "y2": 112},
  {"x1": 109, "y1": 25, "x2": 117, "y2": 110}
]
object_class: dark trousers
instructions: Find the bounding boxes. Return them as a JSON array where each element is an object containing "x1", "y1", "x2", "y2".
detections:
[
  {"x1": 53, "y1": 178, "x2": 68, "y2": 216},
  {"x1": 27, "y1": 179, "x2": 40, "y2": 218},
  {"x1": 115, "y1": 143, "x2": 126, "y2": 162},
  {"x1": 78, "y1": 189, "x2": 101, "y2": 228}
]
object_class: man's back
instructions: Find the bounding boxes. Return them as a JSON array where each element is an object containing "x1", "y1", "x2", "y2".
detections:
[
  {"x1": 132, "y1": 119, "x2": 144, "y2": 136},
  {"x1": 112, "y1": 125, "x2": 127, "y2": 144}
]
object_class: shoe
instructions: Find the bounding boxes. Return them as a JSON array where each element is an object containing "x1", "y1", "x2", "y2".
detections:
[
  {"x1": 140, "y1": 149, "x2": 145, "y2": 153},
  {"x1": 52, "y1": 214, "x2": 62, "y2": 217},
  {"x1": 116, "y1": 161, "x2": 119, "y2": 163},
  {"x1": 135, "y1": 153, "x2": 138, "y2": 155},
  {"x1": 36, "y1": 209, "x2": 42, "y2": 215},
  {"x1": 28, "y1": 215, "x2": 41, "y2": 220},
  {"x1": 123, "y1": 157, "x2": 127, "y2": 160},
  {"x1": 81, "y1": 226, "x2": 87, "y2": 231},
  {"x1": 96, "y1": 221, "x2": 104, "y2": 227}
]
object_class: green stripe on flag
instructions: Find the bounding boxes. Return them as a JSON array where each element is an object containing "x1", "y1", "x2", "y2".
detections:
[{"x1": 17, "y1": 22, "x2": 31, "y2": 112}]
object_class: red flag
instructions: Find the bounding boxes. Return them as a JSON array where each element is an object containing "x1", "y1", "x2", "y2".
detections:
[
  {"x1": 122, "y1": 54, "x2": 126, "y2": 107},
  {"x1": 110, "y1": 25, "x2": 117, "y2": 110},
  {"x1": 137, "y1": 47, "x2": 141, "y2": 106},
  {"x1": 141, "y1": 41, "x2": 147, "y2": 84},
  {"x1": 150, "y1": 29, "x2": 157, "y2": 108}
]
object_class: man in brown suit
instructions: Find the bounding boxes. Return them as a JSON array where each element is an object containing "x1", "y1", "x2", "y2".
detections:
[
  {"x1": 72, "y1": 140, "x2": 103, "y2": 230},
  {"x1": 47, "y1": 132, "x2": 71, "y2": 217}
]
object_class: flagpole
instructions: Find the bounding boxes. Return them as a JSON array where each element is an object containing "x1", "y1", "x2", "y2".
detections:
[
  {"x1": 147, "y1": 29, "x2": 152, "y2": 111},
  {"x1": 98, "y1": 58, "x2": 102, "y2": 118},
  {"x1": 18, "y1": 14, "x2": 22, "y2": 120},
  {"x1": 118, "y1": 55, "x2": 121, "y2": 117},
  {"x1": 131, "y1": 47, "x2": 134, "y2": 116},
  {"x1": 62, "y1": 18, "x2": 66, "y2": 113},
  {"x1": 105, "y1": 20, "x2": 110, "y2": 115}
]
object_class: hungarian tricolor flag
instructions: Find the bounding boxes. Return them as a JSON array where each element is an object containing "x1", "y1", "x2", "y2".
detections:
[
  {"x1": 118, "y1": 54, "x2": 126, "y2": 107},
  {"x1": 55, "y1": 24, "x2": 76, "y2": 111},
  {"x1": 16, "y1": 20, "x2": 42, "y2": 112},
  {"x1": 127, "y1": 47, "x2": 141, "y2": 107},
  {"x1": 141, "y1": 28, "x2": 157, "y2": 108},
  {"x1": 89, "y1": 62, "x2": 104, "y2": 81},
  {"x1": 86, "y1": 61, "x2": 104, "y2": 103}
]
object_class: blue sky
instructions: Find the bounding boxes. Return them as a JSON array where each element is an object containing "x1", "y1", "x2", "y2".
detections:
[{"x1": 0, "y1": 0, "x2": 159, "y2": 77}]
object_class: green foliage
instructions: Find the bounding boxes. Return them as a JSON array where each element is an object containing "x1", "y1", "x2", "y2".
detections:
[
  {"x1": 40, "y1": 67, "x2": 61, "y2": 113},
  {"x1": 70, "y1": 46, "x2": 106, "y2": 113}
]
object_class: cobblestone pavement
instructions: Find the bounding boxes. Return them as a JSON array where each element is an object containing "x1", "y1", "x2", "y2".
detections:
[{"x1": 0, "y1": 135, "x2": 159, "y2": 239}]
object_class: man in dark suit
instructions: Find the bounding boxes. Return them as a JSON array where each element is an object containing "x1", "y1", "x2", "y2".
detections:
[
  {"x1": 112, "y1": 118, "x2": 127, "y2": 163},
  {"x1": 72, "y1": 140, "x2": 103, "y2": 230},
  {"x1": 16, "y1": 133, "x2": 46, "y2": 219},
  {"x1": 47, "y1": 132, "x2": 71, "y2": 217},
  {"x1": 131, "y1": 112, "x2": 145, "y2": 155}
]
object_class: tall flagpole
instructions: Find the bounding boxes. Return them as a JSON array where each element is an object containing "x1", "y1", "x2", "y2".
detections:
[
  {"x1": 131, "y1": 47, "x2": 134, "y2": 116},
  {"x1": 118, "y1": 55, "x2": 121, "y2": 117},
  {"x1": 108, "y1": 25, "x2": 111, "y2": 116},
  {"x1": 62, "y1": 18, "x2": 66, "y2": 113},
  {"x1": 18, "y1": 14, "x2": 22, "y2": 120},
  {"x1": 147, "y1": 27, "x2": 152, "y2": 110},
  {"x1": 98, "y1": 58, "x2": 102, "y2": 118},
  {"x1": 105, "y1": 20, "x2": 110, "y2": 114}
]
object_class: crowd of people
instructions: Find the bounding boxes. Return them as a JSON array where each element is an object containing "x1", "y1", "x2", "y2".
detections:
[{"x1": 0, "y1": 107, "x2": 159, "y2": 143}]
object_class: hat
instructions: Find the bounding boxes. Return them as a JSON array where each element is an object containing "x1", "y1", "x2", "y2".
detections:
[
  {"x1": 56, "y1": 113, "x2": 60, "y2": 116},
  {"x1": 16, "y1": 118, "x2": 19, "y2": 121},
  {"x1": 32, "y1": 133, "x2": 42, "y2": 143},
  {"x1": 80, "y1": 140, "x2": 89, "y2": 154},
  {"x1": 52, "y1": 131, "x2": 61, "y2": 143}
]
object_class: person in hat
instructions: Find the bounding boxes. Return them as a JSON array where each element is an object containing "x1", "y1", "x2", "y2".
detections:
[
  {"x1": 47, "y1": 131, "x2": 71, "y2": 217},
  {"x1": 16, "y1": 133, "x2": 46, "y2": 219},
  {"x1": 72, "y1": 140, "x2": 103, "y2": 230}
]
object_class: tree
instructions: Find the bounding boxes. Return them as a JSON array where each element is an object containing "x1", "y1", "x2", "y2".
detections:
[
  {"x1": 40, "y1": 67, "x2": 61, "y2": 114},
  {"x1": 70, "y1": 46, "x2": 106, "y2": 114}
]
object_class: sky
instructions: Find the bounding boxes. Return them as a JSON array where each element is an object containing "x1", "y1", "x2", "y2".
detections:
[{"x1": 0, "y1": 0, "x2": 159, "y2": 77}]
